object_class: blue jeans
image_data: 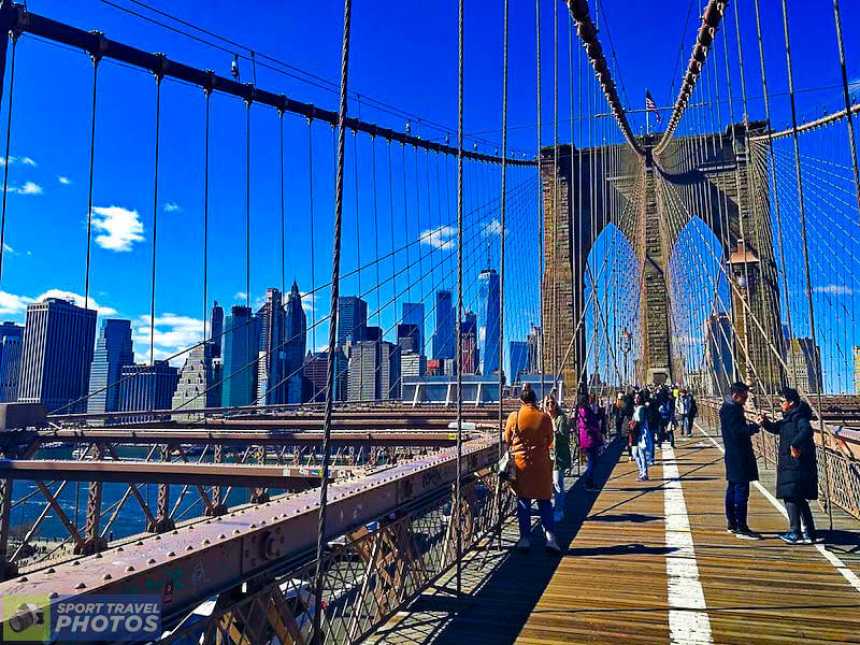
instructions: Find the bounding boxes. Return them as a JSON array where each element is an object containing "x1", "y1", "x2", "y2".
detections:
[
  {"x1": 516, "y1": 497, "x2": 555, "y2": 539},
  {"x1": 680, "y1": 415, "x2": 693, "y2": 436},
  {"x1": 632, "y1": 444, "x2": 648, "y2": 478},
  {"x1": 645, "y1": 428, "x2": 656, "y2": 464},
  {"x1": 552, "y1": 470, "x2": 565, "y2": 512},
  {"x1": 725, "y1": 481, "x2": 750, "y2": 530}
]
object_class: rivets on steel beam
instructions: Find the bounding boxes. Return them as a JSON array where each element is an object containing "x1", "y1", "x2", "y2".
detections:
[
  {"x1": 167, "y1": 551, "x2": 176, "y2": 557},
  {"x1": 49, "y1": 592, "x2": 58, "y2": 599},
  {"x1": 233, "y1": 529, "x2": 241, "y2": 534},
  {"x1": 94, "y1": 553, "x2": 103, "y2": 559},
  {"x1": 117, "y1": 547, "x2": 124, "y2": 552},
  {"x1": 185, "y1": 545, "x2": 193, "y2": 551},
  {"x1": 74, "y1": 581, "x2": 86, "y2": 590},
  {"x1": 218, "y1": 533, "x2": 227, "y2": 539},
  {"x1": 72, "y1": 560, "x2": 80, "y2": 566},
  {"x1": 17, "y1": 576, "x2": 27, "y2": 582},
  {"x1": 103, "y1": 573, "x2": 112, "y2": 581},
  {"x1": 45, "y1": 568, "x2": 55, "y2": 574},
  {"x1": 202, "y1": 539, "x2": 210, "y2": 546},
  {"x1": 125, "y1": 565, "x2": 135, "y2": 572},
  {"x1": 135, "y1": 540, "x2": 144, "y2": 546},
  {"x1": 155, "y1": 535, "x2": 161, "y2": 541},
  {"x1": 147, "y1": 558, "x2": 156, "y2": 564},
  {"x1": 249, "y1": 523, "x2": 257, "y2": 529}
]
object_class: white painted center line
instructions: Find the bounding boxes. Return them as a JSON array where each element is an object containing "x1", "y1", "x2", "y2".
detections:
[
  {"x1": 662, "y1": 442, "x2": 714, "y2": 644},
  {"x1": 695, "y1": 422, "x2": 860, "y2": 595}
]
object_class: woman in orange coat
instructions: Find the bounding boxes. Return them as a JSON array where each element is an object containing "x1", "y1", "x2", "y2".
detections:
[{"x1": 504, "y1": 384, "x2": 560, "y2": 553}]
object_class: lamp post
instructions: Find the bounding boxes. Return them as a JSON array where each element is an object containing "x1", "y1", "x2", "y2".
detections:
[{"x1": 620, "y1": 327, "x2": 633, "y2": 387}]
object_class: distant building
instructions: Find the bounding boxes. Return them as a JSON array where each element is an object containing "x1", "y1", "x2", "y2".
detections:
[
  {"x1": 432, "y1": 290, "x2": 455, "y2": 360},
  {"x1": 284, "y1": 281, "x2": 308, "y2": 404},
  {"x1": 401, "y1": 302, "x2": 425, "y2": 356},
  {"x1": 426, "y1": 358, "x2": 443, "y2": 377},
  {"x1": 460, "y1": 311, "x2": 479, "y2": 375},
  {"x1": 118, "y1": 361, "x2": 179, "y2": 421},
  {"x1": 787, "y1": 337, "x2": 822, "y2": 394},
  {"x1": 210, "y1": 300, "x2": 224, "y2": 358},
  {"x1": 221, "y1": 305, "x2": 258, "y2": 408},
  {"x1": 477, "y1": 268, "x2": 500, "y2": 374},
  {"x1": 0, "y1": 321, "x2": 24, "y2": 402},
  {"x1": 171, "y1": 342, "x2": 220, "y2": 420},
  {"x1": 363, "y1": 326, "x2": 382, "y2": 343},
  {"x1": 509, "y1": 340, "x2": 529, "y2": 384},
  {"x1": 854, "y1": 346, "x2": 860, "y2": 394},
  {"x1": 526, "y1": 325, "x2": 543, "y2": 374},
  {"x1": 705, "y1": 313, "x2": 734, "y2": 396},
  {"x1": 401, "y1": 351, "x2": 426, "y2": 380},
  {"x1": 347, "y1": 340, "x2": 400, "y2": 401},
  {"x1": 397, "y1": 323, "x2": 420, "y2": 354},
  {"x1": 337, "y1": 296, "x2": 368, "y2": 346},
  {"x1": 18, "y1": 298, "x2": 97, "y2": 413},
  {"x1": 256, "y1": 288, "x2": 285, "y2": 405},
  {"x1": 303, "y1": 349, "x2": 348, "y2": 403},
  {"x1": 87, "y1": 319, "x2": 134, "y2": 417}
]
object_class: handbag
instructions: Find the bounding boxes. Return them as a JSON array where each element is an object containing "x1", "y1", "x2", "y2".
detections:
[{"x1": 499, "y1": 411, "x2": 519, "y2": 483}]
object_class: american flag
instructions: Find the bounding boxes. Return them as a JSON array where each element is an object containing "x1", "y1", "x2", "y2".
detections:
[{"x1": 645, "y1": 90, "x2": 662, "y2": 124}]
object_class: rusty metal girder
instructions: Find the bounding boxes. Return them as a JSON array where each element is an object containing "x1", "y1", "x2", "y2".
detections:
[
  {"x1": 0, "y1": 437, "x2": 497, "y2": 629},
  {"x1": 0, "y1": 459, "x2": 359, "y2": 489}
]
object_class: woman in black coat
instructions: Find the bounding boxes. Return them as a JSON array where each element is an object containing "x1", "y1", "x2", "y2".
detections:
[{"x1": 759, "y1": 387, "x2": 819, "y2": 544}]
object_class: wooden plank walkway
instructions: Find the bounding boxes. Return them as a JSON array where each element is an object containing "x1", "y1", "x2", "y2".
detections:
[{"x1": 371, "y1": 424, "x2": 860, "y2": 644}]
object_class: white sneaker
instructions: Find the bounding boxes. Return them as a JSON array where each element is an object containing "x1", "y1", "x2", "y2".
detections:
[
  {"x1": 545, "y1": 532, "x2": 561, "y2": 554},
  {"x1": 553, "y1": 510, "x2": 564, "y2": 523},
  {"x1": 515, "y1": 536, "x2": 531, "y2": 551}
]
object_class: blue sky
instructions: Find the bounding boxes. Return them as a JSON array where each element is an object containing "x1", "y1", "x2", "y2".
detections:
[{"x1": 0, "y1": 0, "x2": 857, "y2": 382}]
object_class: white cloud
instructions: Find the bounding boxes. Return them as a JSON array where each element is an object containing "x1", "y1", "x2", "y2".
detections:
[
  {"x1": 419, "y1": 225, "x2": 456, "y2": 250},
  {"x1": 3, "y1": 243, "x2": 13, "y2": 255},
  {"x1": 91, "y1": 205, "x2": 144, "y2": 252},
  {"x1": 0, "y1": 289, "x2": 116, "y2": 317},
  {"x1": 300, "y1": 291, "x2": 315, "y2": 313},
  {"x1": 6, "y1": 181, "x2": 44, "y2": 196},
  {"x1": 0, "y1": 155, "x2": 37, "y2": 167},
  {"x1": 132, "y1": 313, "x2": 206, "y2": 366},
  {"x1": 35, "y1": 289, "x2": 117, "y2": 316},
  {"x1": 813, "y1": 284, "x2": 853, "y2": 296},
  {"x1": 234, "y1": 291, "x2": 248, "y2": 302},
  {"x1": 0, "y1": 290, "x2": 33, "y2": 315},
  {"x1": 20, "y1": 157, "x2": 37, "y2": 167},
  {"x1": 58, "y1": 176, "x2": 72, "y2": 185},
  {"x1": 482, "y1": 217, "x2": 508, "y2": 237},
  {"x1": 164, "y1": 201, "x2": 181, "y2": 213}
]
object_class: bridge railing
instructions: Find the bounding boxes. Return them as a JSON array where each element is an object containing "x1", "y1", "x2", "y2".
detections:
[
  {"x1": 698, "y1": 399, "x2": 860, "y2": 521},
  {"x1": 159, "y1": 469, "x2": 512, "y2": 644}
]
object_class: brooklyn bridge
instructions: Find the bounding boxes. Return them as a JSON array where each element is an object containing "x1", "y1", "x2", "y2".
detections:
[{"x1": 0, "y1": 0, "x2": 858, "y2": 642}]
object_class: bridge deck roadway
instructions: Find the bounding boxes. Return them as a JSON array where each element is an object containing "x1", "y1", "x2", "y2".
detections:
[{"x1": 372, "y1": 423, "x2": 860, "y2": 644}]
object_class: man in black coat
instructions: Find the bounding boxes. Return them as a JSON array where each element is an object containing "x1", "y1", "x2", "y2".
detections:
[
  {"x1": 719, "y1": 381, "x2": 761, "y2": 540},
  {"x1": 759, "y1": 387, "x2": 819, "y2": 544}
]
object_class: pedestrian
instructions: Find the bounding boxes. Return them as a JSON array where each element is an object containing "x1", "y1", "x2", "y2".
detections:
[
  {"x1": 630, "y1": 392, "x2": 651, "y2": 480},
  {"x1": 613, "y1": 392, "x2": 626, "y2": 441},
  {"x1": 576, "y1": 393, "x2": 603, "y2": 492},
  {"x1": 545, "y1": 396, "x2": 572, "y2": 522},
  {"x1": 645, "y1": 390, "x2": 660, "y2": 465},
  {"x1": 658, "y1": 394, "x2": 675, "y2": 447},
  {"x1": 719, "y1": 381, "x2": 762, "y2": 540},
  {"x1": 504, "y1": 383, "x2": 561, "y2": 553},
  {"x1": 759, "y1": 387, "x2": 820, "y2": 545},
  {"x1": 676, "y1": 387, "x2": 698, "y2": 437}
]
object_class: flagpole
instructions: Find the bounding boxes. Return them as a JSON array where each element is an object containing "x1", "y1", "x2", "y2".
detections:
[{"x1": 646, "y1": 108, "x2": 650, "y2": 136}]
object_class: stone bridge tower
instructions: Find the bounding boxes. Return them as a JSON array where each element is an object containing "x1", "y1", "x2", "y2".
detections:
[{"x1": 541, "y1": 123, "x2": 785, "y2": 394}]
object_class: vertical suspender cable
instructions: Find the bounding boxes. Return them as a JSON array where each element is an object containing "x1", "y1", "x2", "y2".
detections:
[
  {"x1": 308, "y1": 120, "x2": 317, "y2": 353},
  {"x1": 202, "y1": 88, "x2": 211, "y2": 345},
  {"x1": 0, "y1": 34, "x2": 15, "y2": 283},
  {"x1": 244, "y1": 98, "x2": 251, "y2": 308},
  {"x1": 552, "y1": 0, "x2": 560, "y2": 390},
  {"x1": 313, "y1": 0, "x2": 352, "y2": 640},
  {"x1": 536, "y1": 0, "x2": 545, "y2": 398},
  {"x1": 455, "y1": 0, "x2": 465, "y2": 597},
  {"x1": 779, "y1": 0, "x2": 832, "y2": 531},
  {"x1": 82, "y1": 54, "x2": 99, "y2": 307},
  {"x1": 832, "y1": 0, "x2": 860, "y2": 214},
  {"x1": 149, "y1": 72, "x2": 163, "y2": 368},
  {"x1": 497, "y1": 0, "x2": 509, "y2": 549},
  {"x1": 279, "y1": 109, "x2": 286, "y2": 294}
]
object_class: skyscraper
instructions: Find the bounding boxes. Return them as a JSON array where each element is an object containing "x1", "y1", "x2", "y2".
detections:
[
  {"x1": 256, "y1": 288, "x2": 285, "y2": 405},
  {"x1": 432, "y1": 290, "x2": 455, "y2": 360},
  {"x1": 397, "y1": 323, "x2": 420, "y2": 354},
  {"x1": 509, "y1": 340, "x2": 528, "y2": 383},
  {"x1": 87, "y1": 319, "x2": 134, "y2": 417},
  {"x1": 284, "y1": 281, "x2": 308, "y2": 404},
  {"x1": 118, "y1": 361, "x2": 179, "y2": 421},
  {"x1": 221, "y1": 305, "x2": 258, "y2": 408},
  {"x1": 401, "y1": 302, "x2": 425, "y2": 355},
  {"x1": 210, "y1": 300, "x2": 224, "y2": 358},
  {"x1": 477, "y1": 268, "x2": 500, "y2": 374},
  {"x1": 18, "y1": 298, "x2": 97, "y2": 413},
  {"x1": 347, "y1": 340, "x2": 400, "y2": 401},
  {"x1": 171, "y1": 342, "x2": 220, "y2": 419},
  {"x1": 854, "y1": 346, "x2": 860, "y2": 394},
  {"x1": 787, "y1": 337, "x2": 822, "y2": 394},
  {"x1": 303, "y1": 349, "x2": 348, "y2": 403},
  {"x1": 0, "y1": 322, "x2": 24, "y2": 402},
  {"x1": 460, "y1": 311, "x2": 479, "y2": 375},
  {"x1": 337, "y1": 296, "x2": 368, "y2": 346}
]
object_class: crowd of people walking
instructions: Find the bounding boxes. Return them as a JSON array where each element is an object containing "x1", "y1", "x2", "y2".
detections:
[{"x1": 502, "y1": 377, "x2": 822, "y2": 554}]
